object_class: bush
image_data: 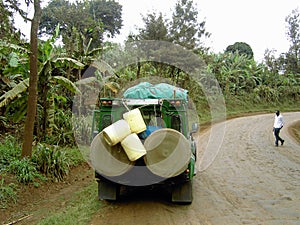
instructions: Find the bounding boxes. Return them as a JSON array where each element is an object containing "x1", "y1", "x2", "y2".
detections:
[
  {"x1": 0, "y1": 177, "x2": 17, "y2": 208},
  {"x1": 64, "y1": 147, "x2": 85, "y2": 166},
  {"x1": 33, "y1": 144, "x2": 70, "y2": 181},
  {"x1": 46, "y1": 109, "x2": 76, "y2": 147},
  {"x1": 253, "y1": 85, "x2": 278, "y2": 102},
  {"x1": 9, "y1": 158, "x2": 44, "y2": 184},
  {"x1": 0, "y1": 135, "x2": 21, "y2": 169}
]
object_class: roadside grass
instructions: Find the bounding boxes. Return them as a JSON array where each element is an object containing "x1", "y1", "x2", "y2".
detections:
[
  {"x1": 0, "y1": 177, "x2": 17, "y2": 209},
  {"x1": 37, "y1": 181, "x2": 101, "y2": 225},
  {"x1": 199, "y1": 97, "x2": 300, "y2": 125},
  {"x1": 194, "y1": 94, "x2": 300, "y2": 127},
  {"x1": 289, "y1": 120, "x2": 300, "y2": 144},
  {"x1": 0, "y1": 136, "x2": 86, "y2": 209}
]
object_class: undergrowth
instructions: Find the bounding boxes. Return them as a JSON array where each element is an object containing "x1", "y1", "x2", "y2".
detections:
[
  {"x1": 0, "y1": 177, "x2": 17, "y2": 209},
  {"x1": 0, "y1": 136, "x2": 84, "y2": 208},
  {"x1": 37, "y1": 182, "x2": 101, "y2": 225}
]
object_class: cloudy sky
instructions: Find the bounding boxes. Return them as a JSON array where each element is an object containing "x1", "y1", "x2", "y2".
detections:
[
  {"x1": 115, "y1": 0, "x2": 299, "y2": 61},
  {"x1": 16, "y1": 0, "x2": 299, "y2": 61}
]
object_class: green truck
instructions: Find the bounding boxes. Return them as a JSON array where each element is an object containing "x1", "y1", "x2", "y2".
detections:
[{"x1": 90, "y1": 83, "x2": 198, "y2": 203}]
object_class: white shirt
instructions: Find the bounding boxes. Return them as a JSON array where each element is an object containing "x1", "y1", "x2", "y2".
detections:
[{"x1": 274, "y1": 114, "x2": 284, "y2": 128}]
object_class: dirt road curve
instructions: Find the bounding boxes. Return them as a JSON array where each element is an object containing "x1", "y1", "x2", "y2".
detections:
[{"x1": 91, "y1": 112, "x2": 300, "y2": 225}]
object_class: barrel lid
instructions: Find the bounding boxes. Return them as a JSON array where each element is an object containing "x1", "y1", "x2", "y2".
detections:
[
  {"x1": 90, "y1": 132, "x2": 134, "y2": 177},
  {"x1": 144, "y1": 128, "x2": 191, "y2": 178}
]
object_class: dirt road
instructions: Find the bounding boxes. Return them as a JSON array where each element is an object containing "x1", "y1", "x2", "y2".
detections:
[{"x1": 90, "y1": 112, "x2": 300, "y2": 225}]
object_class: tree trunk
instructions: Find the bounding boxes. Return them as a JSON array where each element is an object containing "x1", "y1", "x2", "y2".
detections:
[
  {"x1": 22, "y1": 0, "x2": 41, "y2": 158},
  {"x1": 137, "y1": 60, "x2": 141, "y2": 79}
]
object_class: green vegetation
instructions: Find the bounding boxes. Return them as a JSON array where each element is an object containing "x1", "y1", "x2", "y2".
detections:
[
  {"x1": 289, "y1": 121, "x2": 300, "y2": 144},
  {"x1": 225, "y1": 42, "x2": 254, "y2": 59},
  {"x1": 9, "y1": 158, "x2": 45, "y2": 184},
  {"x1": 0, "y1": 178, "x2": 17, "y2": 209},
  {"x1": 39, "y1": 0, "x2": 122, "y2": 51},
  {"x1": 37, "y1": 182, "x2": 101, "y2": 225},
  {"x1": 0, "y1": 136, "x2": 84, "y2": 208}
]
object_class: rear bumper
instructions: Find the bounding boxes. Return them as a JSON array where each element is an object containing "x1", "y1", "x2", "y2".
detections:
[{"x1": 95, "y1": 167, "x2": 191, "y2": 188}]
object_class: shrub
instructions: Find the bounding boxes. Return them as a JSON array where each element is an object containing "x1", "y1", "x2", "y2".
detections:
[
  {"x1": 0, "y1": 135, "x2": 21, "y2": 169},
  {"x1": 253, "y1": 85, "x2": 278, "y2": 102},
  {"x1": 46, "y1": 109, "x2": 76, "y2": 147},
  {"x1": 64, "y1": 147, "x2": 85, "y2": 166},
  {"x1": 0, "y1": 177, "x2": 17, "y2": 208},
  {"x1": 9, "y1": 158, "x2": 44, "y2": 184},
  {"x1": 33, "y1": 144, "x2": 70, "y2": 181}
]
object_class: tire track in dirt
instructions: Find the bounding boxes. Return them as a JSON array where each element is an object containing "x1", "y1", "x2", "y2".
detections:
[{"x1": 90, "y1": 112, "x2": 300, "y2": 225}]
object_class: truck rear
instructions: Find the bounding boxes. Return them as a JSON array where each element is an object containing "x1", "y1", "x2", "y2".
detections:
[{"x1": 90, "y1": 83, "x2": 198, "y2": 203}]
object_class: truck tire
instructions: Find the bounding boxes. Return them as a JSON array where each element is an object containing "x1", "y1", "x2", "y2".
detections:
[
  {"x1": 98, "y1": 180, "x2": 120, "y2": 201},
  {"x1": 171, "y1": 180, "x2": 193, "y2": 204}
]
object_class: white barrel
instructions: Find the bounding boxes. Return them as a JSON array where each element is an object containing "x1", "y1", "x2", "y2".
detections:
[
  {"x1": 103, "y1": 119, "x2": 131, "y2": 146},
  {"x1": 90, "y1": 132, "x2": 134, "y2": 177},
  {"x1": 123, "y1": 108, "x2": 146, "y2": 134},
  {"x1": 144, "y1": 128, "x2": 191, "y2": 178},
  {"x1": 121, "y1": 133, "x2": 147, "y2": 161}
]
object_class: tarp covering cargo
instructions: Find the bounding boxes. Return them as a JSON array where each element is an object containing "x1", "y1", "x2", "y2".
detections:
[{"x1": 123, "y1": 82, "x2": 188, "y2": 100}]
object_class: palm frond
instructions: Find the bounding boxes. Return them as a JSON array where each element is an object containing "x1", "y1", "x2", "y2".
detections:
[
  {"x1": 91, "y1": 60, "x2": 115, "y2": 77},
  {"x1": 47, "y1": 97, "x2": 55, "y2": 136},
  {"x1": 0, "y1": 78, "x2": 29, "y2": 108},
  {"x1": 105, "y1": 82, "x2": 120, "y2": 94},
  {"x1": 0, "y1": 41, "x2": 29, "y2": 53},
  {"x1": 54, "y1": 57, "x2": 85, "y2": 69},
  {"x1": 51, "y1": 76, "x2": 81, "y2": 94}
]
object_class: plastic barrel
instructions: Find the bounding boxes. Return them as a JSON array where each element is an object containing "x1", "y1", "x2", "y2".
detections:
[
  {"x1": 90, "y1": 132, "x2": 134, "y2": 177},
  {"x1": 144, "y1": 128, "x2": 191, "y2": 178},
  {"x1": 102, "y1": 119, "x2": 131, "y2": 146},
  {"x1": 123, "y1": 108, "x2": 146, "y2": 134},
  {"x1": 121, "y1": 133, "x2": 147, "y2": 161}
]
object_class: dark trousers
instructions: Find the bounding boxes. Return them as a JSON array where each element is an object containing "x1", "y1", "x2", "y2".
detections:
[{"x1": 274, "y1": 128, "x2": 283, "y2": 146}]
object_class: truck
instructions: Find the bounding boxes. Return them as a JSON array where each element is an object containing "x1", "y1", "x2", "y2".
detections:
[{"x1": 90, "y1": 82, "x2": 198, "y2": 203}]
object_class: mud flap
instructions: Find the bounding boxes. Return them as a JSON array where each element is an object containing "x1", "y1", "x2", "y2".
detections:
[
  {"x1": 98, "y1": 180, "x2": 119, "y2": 201},
  {"x1": 171, "y1": 180, "x2": 193, "y2": 204}
]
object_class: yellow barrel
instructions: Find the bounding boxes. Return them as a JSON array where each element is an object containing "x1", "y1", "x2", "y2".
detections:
[
  {"x1": 90, "y1": 132, "x2": 134, "y2": 177},
  {"x1": 121, "y1": 133, "x2": 147, "y2": 161},
  {"x1": 123, "y1": 108, "x2": 146, "y2": 134},
  {"x1": 144, "y1": 128, "x2": 191, "y2": 178},
  {"x1": 103, "y1": 119, "x2": 131, "y2": 146}
]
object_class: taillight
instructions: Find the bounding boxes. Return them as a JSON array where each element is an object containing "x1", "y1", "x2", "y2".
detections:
[
  {"x1": 170, "y1": 100, "x2": 181, "y2": 106},
  {"x1": 101, "y1": 100, "x2": 112, "y2": 106}
]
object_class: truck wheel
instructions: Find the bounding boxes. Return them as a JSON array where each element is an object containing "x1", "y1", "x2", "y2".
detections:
[
  {"x1": 98, "y1": 180, "x2": 120, "y2": 201},
  {"x1": 171, "y1": 180, "x2": 193, "y2": 204}
]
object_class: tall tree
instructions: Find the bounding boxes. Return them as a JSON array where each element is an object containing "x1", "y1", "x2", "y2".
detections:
[
  {"x1": 89, "y1": 0, "x2": 122, "y2": 38},
  {"x1": 138, "y1": 12, "x2": 168, "y2": 41},
  {"x1": 39, "y1": 0, "x2": 122, "y2": 51},
  {"x1": 22, "y1": 0, "x2": 42, "y2": 158},
  {"x1": 225, "y1": 42, "x2": 254, "y2": 59},
  {"x1": 169, "y1": 0, "x2": 210, "y2": 50},
  {"x1": 0, "y1": 0, "x2": 24, "y2": 42},
  {"x1": 284, "y1": 8, "x2": 300, "y2": 74}
]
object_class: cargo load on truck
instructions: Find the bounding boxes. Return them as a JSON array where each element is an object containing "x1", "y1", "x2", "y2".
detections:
[
  {"x1": 123, "y1": 82, "x2": 188, "y2": 100},
  {"x1": 90, "y1": 82, "x2": 198, "y2": 203}
]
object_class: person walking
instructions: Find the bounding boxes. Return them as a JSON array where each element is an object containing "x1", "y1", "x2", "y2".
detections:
[{"x1": 273, "y1": 110, "x2": 284, "y2": 147}]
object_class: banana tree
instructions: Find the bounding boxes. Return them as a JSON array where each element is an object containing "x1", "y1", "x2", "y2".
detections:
[
  {"x1": 36, "y1": 26, "x2": 84, "y2": 141},
  {"x1": 0, "y1": 41, "x2": 30, "y2": 122},
  {"x1": 0, "y1": 26, "x2": 84, "y2": 142}
]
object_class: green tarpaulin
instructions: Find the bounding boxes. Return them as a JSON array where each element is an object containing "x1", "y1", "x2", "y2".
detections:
[{"x1": 123, "y1": 82, "x2": 188, "y2": 100}]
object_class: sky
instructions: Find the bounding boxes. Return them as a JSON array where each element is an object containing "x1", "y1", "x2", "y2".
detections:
[
  {"x1": 114, "y1": 0, "x2": 299, "y2": 61},
  {"x1": 15, "y1": 0, "x2": 299, "y2": 62}
]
